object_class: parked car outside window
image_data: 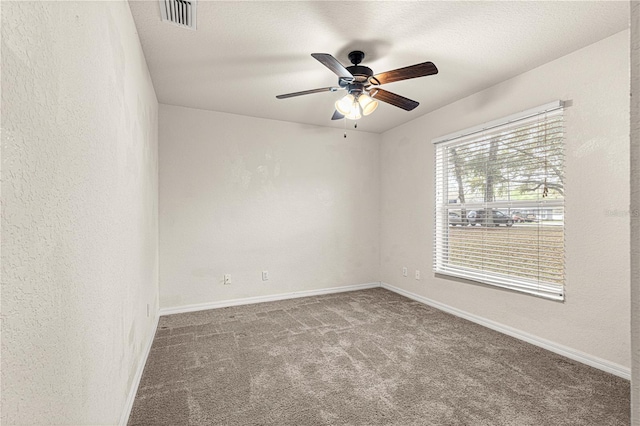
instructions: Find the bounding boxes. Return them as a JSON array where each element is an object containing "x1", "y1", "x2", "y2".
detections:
[
  {"x1": 467, "y1": 210, "x2": 514, "y2": 227},
  {"x1": 512, "y1": 212, "x2": 525, "y2": 223},
  {"x1": 448, "y1": 211, "x2": 467, "y2": 226}
]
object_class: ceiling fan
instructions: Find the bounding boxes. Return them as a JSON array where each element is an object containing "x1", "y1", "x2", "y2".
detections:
[{"x1": 276, "y1": 50, "x2": 438, "y2": 120}]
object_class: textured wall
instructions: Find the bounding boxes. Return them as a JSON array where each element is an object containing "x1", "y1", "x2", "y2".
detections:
[
  {"x1": 380, "y1": 31, "x2": 631, "y2": 368},
  {"x1": 2, "y1": 2, "x2": 158, "y2": 424},
  {"x1": 631, "y1": 1, "x2": 639, "y2": 422},
  {"x1": 159, "y1": 105, "x2": 379, "y2": 309}
]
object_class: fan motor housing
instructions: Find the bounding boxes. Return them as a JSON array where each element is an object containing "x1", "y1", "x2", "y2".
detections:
[
  {"x1": 339, "y1": 65, "x2": 373, "y2": 87},
  {"x1": 346, "y1": 65, "x2": 373, "y2": 79}
]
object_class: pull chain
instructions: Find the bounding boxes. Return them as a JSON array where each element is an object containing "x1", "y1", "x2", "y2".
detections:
[{"x1": 343, "y1": 116, "x2": 347, "y2": 138}]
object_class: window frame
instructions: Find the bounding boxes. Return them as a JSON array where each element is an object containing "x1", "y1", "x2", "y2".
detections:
[{"x1": 432, "y1": 101, "x2": 565, "y2": 301}]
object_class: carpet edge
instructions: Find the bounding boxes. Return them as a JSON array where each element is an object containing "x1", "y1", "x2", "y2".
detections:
[
  {"x1": 119, "y1": 313, "x2": 160, "y2": 426},
  {"x1": 158, "y1": 282, "x2": 383, "y2": 316},
  {"x1": 380, "y1": 282, "x2": 631, "y2": 380}
]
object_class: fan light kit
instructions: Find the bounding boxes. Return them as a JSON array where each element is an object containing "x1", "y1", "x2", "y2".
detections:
[
  {"x1": 276, "y1": 50, "x2": 438, "y2": 121},
  {"x1": 335, "y1": 93, "x2": 378, "y2": 120}
]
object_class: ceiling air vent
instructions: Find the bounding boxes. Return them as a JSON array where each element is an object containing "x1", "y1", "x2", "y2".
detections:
[{"x1": 159, "y1": 0, "x2": 196, "y2": 30}]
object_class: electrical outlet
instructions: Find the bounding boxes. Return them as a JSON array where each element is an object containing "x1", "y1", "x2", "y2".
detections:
[
  {"x1": 224, "y1": 274, "x2": 232, "y2": 285},
  {"x1": 415, "y1": 270, "x2": 421, "y2": 280},
  {"x1": 262, "y1": 270, "x2": 269, "y2": 281},
  {"x1": 402, "y1": 267, "x2": 408, "y2": 277}
]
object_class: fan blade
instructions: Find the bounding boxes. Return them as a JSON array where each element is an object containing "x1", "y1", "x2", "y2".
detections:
[
  {"x1": 276, "y1": 87, "x2": 341, "y2": 99},
  {"x1": 311, "y1": 53, "x2": 355, "y2": 82},
  {"x1": 369, "y1": 88, "x2": 419, "y2": 111},
  {"x1": 370, "y1": 62, "x2": 438, "y2": 86},
  {"x1": 331, "y1": 110, "x2": 344, "y2": 120}
]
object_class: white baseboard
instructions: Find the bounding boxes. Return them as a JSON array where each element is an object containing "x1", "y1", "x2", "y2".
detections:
[
  {"x1": 381, "y1": 282, "x2": 631, "y2": 380},
  {"x1": 158, "y1": 282, "x2": 382, "y2": 316},
  {"x1": 119, "y1": 313, "x2": 160, "y2": 426}
]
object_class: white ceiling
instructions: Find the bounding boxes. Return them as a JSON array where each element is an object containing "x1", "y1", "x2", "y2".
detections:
[{"x1": 129, "y1": 1, "x2": 629, "y2": 134}]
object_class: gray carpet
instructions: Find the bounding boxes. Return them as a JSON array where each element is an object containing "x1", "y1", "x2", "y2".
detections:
[{"x1": 128, "y1": 288, "x2": 630, "y2": 425}]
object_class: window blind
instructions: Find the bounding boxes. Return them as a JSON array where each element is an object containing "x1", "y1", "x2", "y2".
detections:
[{"x1": 433, "y1": 102, "x2": 565, "y2": 300}]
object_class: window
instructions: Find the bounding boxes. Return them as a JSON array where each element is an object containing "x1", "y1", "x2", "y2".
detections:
[{"x1": 433, "y1": 101, "x2": 565, "y2": 300}]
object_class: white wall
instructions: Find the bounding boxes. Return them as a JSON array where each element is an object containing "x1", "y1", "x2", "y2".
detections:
[
  {"x1": 380, "y1": 31, "x2": 631, "y2": 368},
  {"x1": 2, "y1": 2, "x2": 158, "y2": 424},
  {"x1": 159, "y1": 105, "x2": 380, "y2": 308},
  {"x1": 630, "y1": 1, "x2": 640, "y2": 422}
]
